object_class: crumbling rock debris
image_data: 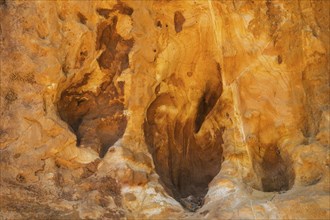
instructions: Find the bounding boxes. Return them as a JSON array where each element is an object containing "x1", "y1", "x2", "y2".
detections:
[{"x1": 180, "y1": 195, "x2": 203, "y2": 212}]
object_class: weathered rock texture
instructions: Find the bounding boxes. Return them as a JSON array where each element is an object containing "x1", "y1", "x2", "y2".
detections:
[{"x1": 0, "y1": 0, "x2": 329, "y2": 219}]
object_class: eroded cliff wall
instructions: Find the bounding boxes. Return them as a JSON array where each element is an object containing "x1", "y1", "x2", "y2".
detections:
[{"x1": 0, "y1": 0, "x2": 329, "y2": 219}]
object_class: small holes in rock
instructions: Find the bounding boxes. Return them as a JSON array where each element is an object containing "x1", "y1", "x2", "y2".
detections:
[
  {"x1": 174, "y1": 11, "x2": 185, "y2": 33},
  {"x1": 5, "y1": 90, "x2": 17, "y2": 103},
  {"x1": 277, "y1": 55, "x2": 282, "y2": 64},
  {"x1": 13, "y1": 153, "x2": 21, "y2": 159},
  {"x1": 16, "y1": 174, "x2": 26, "y2": 183},
  {"x1": 156, "y1": 20, "x2": 162, "y2": 28},
  {"x1": 77, "y1": 12, "x2": 87, "y2": 24}
]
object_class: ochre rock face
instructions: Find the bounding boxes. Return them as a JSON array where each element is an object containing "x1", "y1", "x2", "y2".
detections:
[{"x1": 0, "y1": 0, "x2": 329, "y2": 219}]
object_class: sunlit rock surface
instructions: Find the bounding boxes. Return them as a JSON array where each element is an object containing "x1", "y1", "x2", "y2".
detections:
[{"x1": 0, "y1": 0, "x2": 329, "y2": 219}]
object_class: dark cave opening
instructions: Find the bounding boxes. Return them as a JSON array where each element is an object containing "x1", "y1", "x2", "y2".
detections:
[
  {"x1": 144, "y1": 86, "x2": 224, "y2": 211},
  {"x1": 260, "y1": 145, "x2": 295, "y2": 192},
  {"x1": 250, "y1": 144, "x2": 295, "y2": 192},
  {"x1": 57, "y1": 15, "x2": 133, "y2": 158},
  {"x1": 57, "y1": 79, "x2": 127, "y2": 158}
]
